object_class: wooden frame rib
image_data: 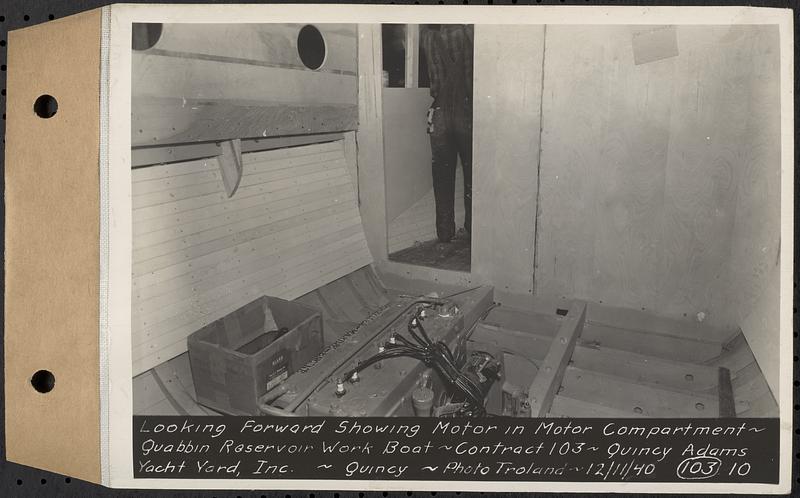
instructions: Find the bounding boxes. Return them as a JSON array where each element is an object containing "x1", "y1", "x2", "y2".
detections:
[{"x1": 527, "y1": 300, "x2": 587, "y2": 417}]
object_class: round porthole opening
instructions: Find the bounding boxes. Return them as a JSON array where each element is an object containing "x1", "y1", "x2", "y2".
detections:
[
  {"x1": 132, "y1": 23, "x2": 163, "y2": 51},
  {"x1": 297, "y1": 25, "x2": 326, "y2": 70}
]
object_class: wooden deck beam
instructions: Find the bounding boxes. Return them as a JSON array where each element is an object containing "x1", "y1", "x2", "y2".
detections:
[{"x1": 527, "y1": 300, "x2": 587, "y2": 416}]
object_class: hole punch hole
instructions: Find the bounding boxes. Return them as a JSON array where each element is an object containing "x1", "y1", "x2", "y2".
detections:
[
  {"x1": 695, "y1": 402, "x2": 705, "y2": 411},
  {"x1": 633, "y1": 406, "x2": 643, "y2": 414},
  {"x1": 297, "y1": 25, "x2": 326, "y2": 70},
  {"x1": 33, "y1": 95, "x2": 58, "y2": 118},
  {"x1": 31, "y1": 369, "x2": 55, "y2": 393},
  {"x1": 685, "y1": 374, "x2": 694, "y2": 382}
]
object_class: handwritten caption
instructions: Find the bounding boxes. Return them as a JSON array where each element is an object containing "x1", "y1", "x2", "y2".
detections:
[{"x1": 133, "y1": 417, "x2": 778, "y2": 482}]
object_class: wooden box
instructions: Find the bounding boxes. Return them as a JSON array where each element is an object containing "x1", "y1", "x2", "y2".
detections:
[{"x1": 187, "y1": 296, "x2": 323, "y2": 415}]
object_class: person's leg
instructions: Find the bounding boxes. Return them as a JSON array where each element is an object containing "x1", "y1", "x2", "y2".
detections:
[
  {"x1": 455, "y1": 108, "x2": 473, "y2": 235},
  {"x1": 429, "y1": 107, "x2": 457, "y2": 243}
]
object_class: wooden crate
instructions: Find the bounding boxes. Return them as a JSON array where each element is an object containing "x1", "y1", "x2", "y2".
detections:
[{"x1": 187, "y1": 296, "x2": 323, "y2": 415}]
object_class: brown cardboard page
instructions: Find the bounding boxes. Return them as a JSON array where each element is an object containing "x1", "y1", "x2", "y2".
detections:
[{"x1": 4, "y1": 8, "x2": 103, "y2": 484}]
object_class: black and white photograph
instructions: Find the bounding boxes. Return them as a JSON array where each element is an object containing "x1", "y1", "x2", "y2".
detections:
[
  {"x1": 130, "y1": 19, "x2": 781, "y2": 420},
  {"x1": 2, "y1": 2, "x2": 794, "y2": 493},
  {"x1": 112, "y1": 5, "x2": 791, "y2": 491}
]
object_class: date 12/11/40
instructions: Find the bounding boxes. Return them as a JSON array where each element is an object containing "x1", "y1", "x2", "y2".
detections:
[{"x1": 584, "y1": 458, "x2": 753, "y2": 481}]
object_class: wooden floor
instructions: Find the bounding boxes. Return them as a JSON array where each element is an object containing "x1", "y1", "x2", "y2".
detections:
[
  {"x1": 134, "y1": 267, "x2": 778, "y2": 418},
  {"x1": 388, "y1": 237, "x2": 471, "y2": 272},
  {"x1": 472, "y1": 303, "x2": 777, "y2": 418}
]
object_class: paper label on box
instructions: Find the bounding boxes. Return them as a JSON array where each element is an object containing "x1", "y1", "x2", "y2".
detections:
[
  {"x1": 266, "y1": 370, "x2": 288, "y2": 391},
  {"x1": 265, "y1": 349, "x2": 289, "y2": 391}
]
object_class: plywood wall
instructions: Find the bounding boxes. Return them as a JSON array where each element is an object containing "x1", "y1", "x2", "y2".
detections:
[
  {"x1": 383, "y1": 87, "x2": 434, "y2": 221},
  {"x1": 364, "y1": 24, "x2": 780, "y2": 387},
  {"x1": 534, "y1": 25, "x2": 780, "y2": 339},
  {"x1": 472, "y1": 25, "x2": 545, "y2": 301},
  {"x1": 356, "y1": 24, "x2": 389, "y2": 262},
  {"x1": 132, "y1": 23, "x2": 359, "y2": 146},
  {"x1": 724, "y1": 26, "x2": 782, "y2": 394},
  {"x1": 131, "y1": 140, "x2": 372, "y2": 375}
]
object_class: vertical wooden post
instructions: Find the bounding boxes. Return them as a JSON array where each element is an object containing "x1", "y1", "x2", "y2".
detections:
[
  {"x1": 356, "y1": 24, "x2": 389, "y2": 261},
  {"x1": 405, "y1": 24, "x2": 419, "y2": 88}
]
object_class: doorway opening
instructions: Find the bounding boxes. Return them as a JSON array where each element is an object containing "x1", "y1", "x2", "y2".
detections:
[{"x1": 381, "y1": 24, "x2": 474, "y2": 273}]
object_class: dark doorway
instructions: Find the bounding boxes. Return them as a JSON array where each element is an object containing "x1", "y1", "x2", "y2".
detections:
[{"x1": 383, "y1": 24, "x2": 474, "y2": 273}]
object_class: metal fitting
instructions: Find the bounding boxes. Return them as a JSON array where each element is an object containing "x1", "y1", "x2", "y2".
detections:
[
  {"x1": 335, "y1": 380, "x2": 346, "y2": 397},
  {"x1": 375, "y1": 346, "x2": 385, "y2": 369}
]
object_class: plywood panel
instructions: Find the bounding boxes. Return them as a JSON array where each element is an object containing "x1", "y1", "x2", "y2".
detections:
[
  {"x1": 132, "y1": 97, "x2": 358, "y2": 146},
  {"x1": 140, "y1": 23, "x2": 357, "y2": 74},
  {"x1": 133, "y1": 168, "x2": 352, "y2": 223},
  {"x1": 131, "y1": 23, "x2": 358, "y2": 146},
  {"x1": 133, "y1": 248, "x2": 371, "y2": 374},
  {"x1": 133, "y1": 204, "x2": 357, "y2": 276},
  {"x1": 549, "y1": 396, "x2": 646, "y2": 418},
  {"x1": 383, "y1": 87, "x2": 434, "y2": 221},
  {"x1": 536, "y1": 25, "x2": 674, "y2": 313},
  {"x1": 535, "y1": 25, "x2": 781, "y2": 340},
  {"x1": 579, "y1": 322, "x2": 721, "y2": 363},
  {"x1": 356, "y1": 24, "x2": 388, "y2": 261},
  {"x1": 472, "y1": 25, "x2": 543, "y2": 298},
  {"x1": 342, "y1": 131, "x2": 359, "y2": 199},
  {"x1": 133, "y1": 185, "x2": 353, "y2": 250},
  {"x1": 131, "y1": 54, "x2": 357, "y2": 104},
  {"x1": 571, "y1": 344, "x2": 719, "y2": 392},
  {"x1": 134, "y1": 227, "x2": 365, "y2": 328},
  {"x1": 560, "y1": 366, "x2": 747, "y2": 418},
  {"x1": 724, "y1": 26, "x2": 781, "y2": 397},
  {"x1": 657, "y1": 26, "x2": 776, "y2": 328},
  {"x1": 133, "y1": 209, "x2": 360, "y2": 296},
  {"x1": 133, "y1": 232, "x2": 366, "y2": 338},
  {"x1": 387, "y1": 168, "x2": 465, "y2": 253},
  {"x1": 737, "y1": 262, "x2": 780, "y2": 397},
  {"x1": 132, "y1": 133, "x2": 346, "y2": 170},
  {"x1": 131, "y1": 140, "x2": 372, "y2": 375}
]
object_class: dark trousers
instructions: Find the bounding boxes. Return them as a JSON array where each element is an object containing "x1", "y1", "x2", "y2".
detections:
[{"x1": 429, "y1": 105, "x2": 472, "y2": 243}]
